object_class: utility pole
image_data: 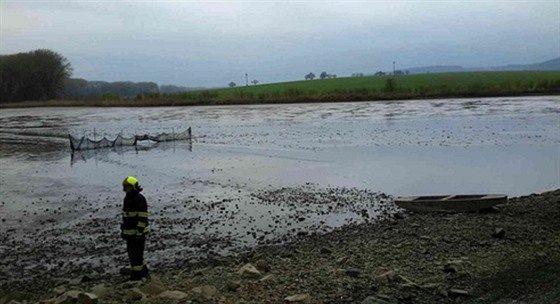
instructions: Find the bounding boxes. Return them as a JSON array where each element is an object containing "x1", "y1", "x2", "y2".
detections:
[{"x1": 245, "y1": 73, "x2": 248, "y2": 87}]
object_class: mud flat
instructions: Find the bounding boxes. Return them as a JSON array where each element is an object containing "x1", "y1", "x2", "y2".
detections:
[{"x1": 1, "y1": 189, "x2": 559, "y2": 303}]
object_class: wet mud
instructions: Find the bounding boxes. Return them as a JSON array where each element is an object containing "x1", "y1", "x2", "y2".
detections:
[{"x1": 0, "y1": 96, "x2": 559, "y2": 290}]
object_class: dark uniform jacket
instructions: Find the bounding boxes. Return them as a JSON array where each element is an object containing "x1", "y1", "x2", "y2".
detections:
[{"x1": 121, "y1": 191, "x2": 150, "y2": 238}]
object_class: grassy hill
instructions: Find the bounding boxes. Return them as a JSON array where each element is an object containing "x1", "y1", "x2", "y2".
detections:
[
  {"x1": 3, "y1": 71, "x2": 560, "y2": 107},
  {"x1": 166, "y1": 71, "x2": 560, "y2": 105}
]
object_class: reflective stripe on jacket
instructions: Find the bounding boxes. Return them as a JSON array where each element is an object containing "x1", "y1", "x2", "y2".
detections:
[{"x1": 121, "y1": 191, "x2": 149, "y2": 237}]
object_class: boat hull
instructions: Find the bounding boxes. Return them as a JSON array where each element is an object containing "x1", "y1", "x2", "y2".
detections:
[{"x1": 395, "y1": 195, "x2": 507, "y2": 212}]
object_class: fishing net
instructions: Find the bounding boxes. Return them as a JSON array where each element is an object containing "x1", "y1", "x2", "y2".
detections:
[
  {"x1": 69, "y1": 128, "x2": 191, "y2": 150},
  {"x1": 70, "y1": 141, "x2": 192, "y2": 165}
]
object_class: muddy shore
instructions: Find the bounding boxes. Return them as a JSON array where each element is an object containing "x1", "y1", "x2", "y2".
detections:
[{"x1": 1, "y1": 189, "x2": 559, "y2": 303}]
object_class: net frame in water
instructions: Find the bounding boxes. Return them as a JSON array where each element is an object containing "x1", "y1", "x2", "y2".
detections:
[{"x1": 68, "y1": 127, "x2": 191, "y2": 151}]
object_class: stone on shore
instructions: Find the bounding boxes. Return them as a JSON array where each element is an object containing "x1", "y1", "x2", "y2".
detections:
[
  {"x1": 52, "y1": 286, "x2": 66, "y2": 297},
  {"x1": 54, "y1": 290, "x2": 81, "y2": 304},
  {"x1": 492, "y1": 228, "x2": 506, "y2": 238},
  {"x1": 345, "y1": 268, "x2": 362, "y2": 278},
  {"x1": 0, "y1": 292, "x2": 32, "y2": 304},
  {"x1": 361, "y1": 294, "x2": 397, "y2": 304},
  {"x1": 255, "y1": 259, "x2": 270, "y2": 272},
  {"x1": 336, "y1": 256, "x2": 349, "y2": 265},
  {"x1": 158, "y1": 290, "x2": 189, "y2": 300},
  {"x1": 89, "y1": 284, "x2": 111, "y2": 299},
  {"x1": 260, "y1": 274, "x2": 274, "y2": 282},
  {"x1": 237, "y1": 263, "x2": 261, "y2": 277},
  {"x1": 125, "y1": 288, "x2": 145, "y2": 301},
  {"x1": 449, "y1": 289, "x2": 470, "y2": 297},
  {"x1": 191, "y1": 285, "x2": 217, "y2": 299},
  {"x1": 77, "y1": 293, "x2": 98, "y2": 304},
  {"x1": 376, "y1": 270, "x2": 397, "y2": 285},
  {"x1": 284, "y1": 293, "x2": 311, "y2": 302},
  {"x1": 141, "y1": 278, "x2": 167, "y2": 296},
  {"x1": 227, "y1": 280, "x2": 242, "y2": 291}
]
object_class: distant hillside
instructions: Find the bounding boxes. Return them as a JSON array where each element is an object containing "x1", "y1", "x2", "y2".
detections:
[
  {"x1": 405, "y1": 65, "x2": 465, "y2": 74},
  {"x1": 494, "y1": 57, "x2": 560, "y2": 71},
  {"x1": 405, "y1": 57, "x2": 560, "y2": 74}
]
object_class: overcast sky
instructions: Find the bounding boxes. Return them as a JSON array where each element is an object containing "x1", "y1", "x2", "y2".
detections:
[{"x1": 1, "y1": 0, "x2": 559, "y2": 87}]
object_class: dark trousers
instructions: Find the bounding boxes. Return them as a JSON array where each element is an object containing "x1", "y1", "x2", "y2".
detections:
[{"x1": 126, "y1": 237, "x2": 148, "y2": 280}]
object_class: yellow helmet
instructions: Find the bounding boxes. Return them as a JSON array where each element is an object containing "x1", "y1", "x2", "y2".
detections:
[{"x1": 122, "y1": 176, "x2": 140, "y2": 190}]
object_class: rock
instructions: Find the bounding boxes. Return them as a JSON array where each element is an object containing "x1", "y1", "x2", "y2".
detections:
[
  {"x1": 260, "y1": 274, "x2": 274, "y2": 282},
  {"x1": 320, "y1": 247, "x2": 332, "y2": 254},
  {"x1": 336, "y1": 256, "x2": 349, "y2": 265},
  {"x1": 284, "y1": 293, "x2": 311, "y2": 302},
  {"x1": 361, "y1": 295, "x2": 397, "y2": 304},
  {"x1": 0, "y1": 293, "x2": 32, "y2": 304},
  {"x1": 53, "y1": 286, "x2": 66, "y2": 297},
  {"x1": 191, "y1": 285, "x2": 217, "y2": 299},
  {"x1": 77, "y1": 293, "x2": 98, "y2": 304},
  {"x1": 443, "y1": 259, "x2": 464, "y2": 273},
  {"x1": 394, "y1": 212, "x2": 406, "y2": 219},
  {"x1": 125, "y1": 288, "x2": 145, "y2": 301},
  {"x1": 89, "y1": 284, "x2": 111, "y2": 299},
  {"x1": 55, "y1": 290, "x2": 81, "y2": 304},
  {"x1": 443, "y1": 264, "x2": 458, "y2": 273},
  {"x1": 420, "y1": 283, "x2": 442, "y2": 290},
  {"x1": 376, "y1": 270, "x2": 397, "y2": 285},
  {"x1": 227, "y1": 280, "x2": 241, "y2": 291},
  {"x1": 492, "y1": 228, "x2": 505, "y2": 238},
  {"x1": 255, "y1": 259, "x2": 270, "y2": 272},
  {"x1": 142, "y1": 279, "x2": 167, "y2": 296},
  {"x1": 237, "y1": 263, "x2": 261, "y2": 277},
  {"x1": 80, "y1": 275, "x2": 93, "y2": 283},
  {"x1": 397, "y1": 275, "x2": 417, "y2": 286},
  {"x1": 449, "y1": 289, "x2": 469, "y2": 297},
  {"x1": 159, "y1": 290, "x2": 189, "y2": 300},
  {"x1": 345, "y1": 268, "x2": 361, "y2": 278}
]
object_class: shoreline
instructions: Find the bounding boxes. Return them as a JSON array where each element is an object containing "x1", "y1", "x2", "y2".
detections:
[
  {"x1": 1, "y1": 91, "x2": 559, "y2": 109},
  {"x1": 2, "y1": 189, "x2": 559, "y2": 303}
]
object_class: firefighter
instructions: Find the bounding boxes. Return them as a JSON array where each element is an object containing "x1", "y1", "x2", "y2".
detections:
[{"x1": 121, "y1": 176, "x2": 150, "y2": 280}]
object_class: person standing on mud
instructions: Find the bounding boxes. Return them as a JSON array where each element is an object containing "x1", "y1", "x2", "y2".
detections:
[{"x1": 121, "y1": 176, "x2": 150, "y2": 280}]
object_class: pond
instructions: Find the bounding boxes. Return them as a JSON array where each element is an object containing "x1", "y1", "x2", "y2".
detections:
[{"x1": 0, "y1": 96, "x2": 558, "y2": 282}]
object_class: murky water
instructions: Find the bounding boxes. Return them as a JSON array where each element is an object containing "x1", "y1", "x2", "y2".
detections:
[{"x1": 0, "y1": 96, "x2": 559, "y2": 283}]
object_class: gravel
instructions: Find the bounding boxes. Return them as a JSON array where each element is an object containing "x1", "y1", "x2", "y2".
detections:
[{"x1": 1, "y1": 189, "x2": 558, "y2": 303}]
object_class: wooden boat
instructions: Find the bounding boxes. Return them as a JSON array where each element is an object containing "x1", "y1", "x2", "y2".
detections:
[{"x1": 395, "y1": 194, "x2": 507, "y2": 212}]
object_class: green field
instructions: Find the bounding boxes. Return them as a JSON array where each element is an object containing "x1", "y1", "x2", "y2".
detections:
[
  {"x1": 161, "y1": 71, "x2": 560, "y2": 105},
  {"x1": 3, "y1": 71, "x2": 560, "y2": 107}
]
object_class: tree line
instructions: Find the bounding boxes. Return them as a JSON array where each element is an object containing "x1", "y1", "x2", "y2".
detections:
[
  {"x1": 0, "y1": 49, "x2": 200, "y2": 103},
  {"x1": 62, "y1": 78, "x2": 159, "y2": 99},
  {"x1": 305, "y1": 72, "x2": 337, "y2": 80},
  {"x1": 0, "y1": 49, "x2": 72, "y2": 103}
]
